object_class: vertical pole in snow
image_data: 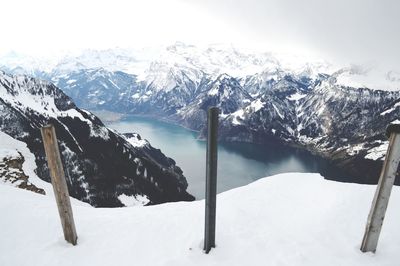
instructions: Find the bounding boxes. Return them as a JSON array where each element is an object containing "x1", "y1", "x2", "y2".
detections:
[
  {"x1": 204, "y1": 107, "x2": 219, "y2": 254},
  {"x1": 361, "y1": 124, "x2": 400, "y2": 253},
  {"x1": 41, "y1": 124, "x2": 78, "y2": 246}
]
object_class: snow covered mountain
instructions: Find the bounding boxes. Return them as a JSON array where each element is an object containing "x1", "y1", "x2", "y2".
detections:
[
  {"x1": 217, "y1": 73, "x2": 400, "y2": 183},
  {"x1": 42, "y1": 65, "x2": 399, "y2": 180},
  {"x1": 0, "y1": 71, "x2": 194, "y2": 207},
  {"x1": 53, "y1": 68, "x2": 138, "y2": 111},
  {"x1": 1, "y1": 43, "x2": 400, "y2": 184}
]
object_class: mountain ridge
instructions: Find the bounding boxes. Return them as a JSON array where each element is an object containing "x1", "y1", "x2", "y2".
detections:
[
  {"x1": 1, "y1": 44, "x2": 400, "y2": 184},
  {"x1": 0, "y1": 70, "x2": 194, "y2": 207}
]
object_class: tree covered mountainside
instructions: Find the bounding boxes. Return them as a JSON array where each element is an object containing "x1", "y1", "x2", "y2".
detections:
[{"x1": 0, "y1": 71, "x2": 194, "y2": 207}]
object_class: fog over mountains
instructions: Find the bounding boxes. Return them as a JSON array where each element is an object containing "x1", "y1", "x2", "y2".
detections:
[{"x1": 1, "y1": 42, "x2": 400, "y2": 185}]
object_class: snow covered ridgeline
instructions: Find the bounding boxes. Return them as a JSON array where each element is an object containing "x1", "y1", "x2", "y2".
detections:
[
  {"x1": 3, "y1": 46, "x2": 400, "y2": 161},
  {"x1": 1, "y1": 173, "x2": 400, "y2": 266},
  {"x1": 0, "y1": 71, "x2": 194, "y2": 207},
  {"x1": 2, "y1": 45, "x2": 400, "y2": 186},
  {"x1": 13, "y1": 45, "x2": 399, "y2": 186},
  {"x1": 0, "y1": 131, "x2": 49, "y2": 194}
]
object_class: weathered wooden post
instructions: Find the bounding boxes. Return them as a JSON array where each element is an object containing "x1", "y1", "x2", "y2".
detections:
[
  {"x1": 41, "y1": 124, "x2": 78, "y2": 246},
  {"x1": 204, "y1": 107, "x2": 219, "y2": 254},
  {"x1": 361, "y1": 124, "x2": 400, "y2": 253}
]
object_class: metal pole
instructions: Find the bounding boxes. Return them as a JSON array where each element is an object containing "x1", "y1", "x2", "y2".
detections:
[
  {"x1": 361, "y1": 124, "x2": 400, "y2": 253},
  {"x1": 204, "y1": 107, "x2": 219, "y2": 254},
  {"x1": 41, "y1": 124, "x2": 78, "y2": 245}
]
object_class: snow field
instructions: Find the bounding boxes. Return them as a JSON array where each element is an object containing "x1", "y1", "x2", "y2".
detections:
[{"x1": 1, "y1": 173, "x2": 400, "y2": 266}]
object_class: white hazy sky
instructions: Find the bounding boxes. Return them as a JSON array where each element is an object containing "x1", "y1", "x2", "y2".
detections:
[{"x1": 0, "y1": 0, "x2": 399, "y2": 69}]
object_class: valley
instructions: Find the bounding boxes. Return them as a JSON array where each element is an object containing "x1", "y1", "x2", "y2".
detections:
[
  {"x1": 1, "y1": 43, "x2": 400, "y2": 205},
  {"x1": 107, "y1": 115, "x2": 367, "y2": 198}
]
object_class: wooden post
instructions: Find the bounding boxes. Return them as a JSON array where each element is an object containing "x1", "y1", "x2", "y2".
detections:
[
  {"x1": 41, "y1": 124, "x2": 78, "y2": 245},
  {"x1": 204, "y1": 107, "x2": 219, "y2": 254},
  {"x1": 361, "y1": 124, "x2": 400, "y2": 253}
]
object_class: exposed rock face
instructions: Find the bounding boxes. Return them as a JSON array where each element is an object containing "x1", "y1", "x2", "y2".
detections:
[
  {"x1": 0, "y1": 71, "x2": 194, "y2": 207},
  {"x1": 0, "y1": 152, "x2": 45, "y2": 195}
]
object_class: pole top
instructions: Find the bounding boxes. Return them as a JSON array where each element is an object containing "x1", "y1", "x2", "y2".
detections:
[
  {"x1": 386, "y1": 123, "x2": 400, "y2": 138},
  {"x1": 208, "y1": 107, "x2": 220, "y2": 114},
  {"x1": 42, "y1": 124, "x2": 54, "y2": 129}
]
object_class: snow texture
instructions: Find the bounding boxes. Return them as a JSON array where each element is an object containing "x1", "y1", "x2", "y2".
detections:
[
  {"x1": 287, "y1": 92, "x2": 307, "y2": 101},
  {"x1": 118, "y1": 193, "x2": 150, "y2": 207},
  {"x1": 365, "y1": 142, "x2": 389, "y2": 161},
  {"x1": 126, "y1": 133, "x2": 148, "y2": 148},
  {"x1": 1, "y1": 172, "x2": 400, "y2": 266}
]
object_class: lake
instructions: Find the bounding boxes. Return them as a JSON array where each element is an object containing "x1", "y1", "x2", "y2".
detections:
[{"x1": 107, "y1": 116, "x2": 335, "y2": 199}]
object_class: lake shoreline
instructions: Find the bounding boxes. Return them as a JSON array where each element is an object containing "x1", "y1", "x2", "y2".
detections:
[
  {"x1": 105, "y1": 114, "x2": 357, "y2": 199},
  {"x1": 94, "y1": 109, "x2": 386, "y2": 190}
]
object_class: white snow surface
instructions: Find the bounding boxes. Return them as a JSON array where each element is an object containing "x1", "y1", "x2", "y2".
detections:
[
  {"x1": 365, "y1": 141, "x2": 389, "y2": 161},
  {"x1": 249, "y1": 98, "x2": 265, "y2": 112},
  {"x1": 391, "y1": 119, "x2": 400, "y2": 125},
  {"x1": 287, "y1": 92, "x2": 307, "y2": 101},
  {"x1": 347, "y1": 143, "x2": 365, "y2": 156},
  {"x1": 126, "y1": 134, "x2": 148, "y2": 148},
  {"x1": 1, "y1": 172, "x2": 400, "y2": 266},
  {"x1": 118, "y1": 193, "x2": 150, "y2": 207},
  {"x1": 334, "y1": 65, "x2": 400, "y2": 91},
  {"x1": 208, "y1": 86, "x2": 219, "y2": 96},
  {"x1": 231, "y1": 109, "x2": 245, "y2": 125},
  {"x1": 380, "y1": 102, "x2": 400, "y2": 116}
]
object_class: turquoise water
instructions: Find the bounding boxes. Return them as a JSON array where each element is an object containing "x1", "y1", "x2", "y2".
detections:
[{"x1": 107, "y1": 116, "x2": 327, "y2": 199}]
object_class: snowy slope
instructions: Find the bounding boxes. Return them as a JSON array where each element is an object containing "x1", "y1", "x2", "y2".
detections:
[
  {"x1": 1, "y1": 172, "x2": 400, "y2": 266},
  {"x1": 334, "y1": 65, "x2": 400, "y2": 91},
  {"x1": 0, "y1": 131, "x2": 52, "y2": 193},
  {"x1": 0, "y1": 71, "x2": 194, "y2": 206}
]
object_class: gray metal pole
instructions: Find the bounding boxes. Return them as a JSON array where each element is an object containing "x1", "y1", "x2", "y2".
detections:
[
  {"x1": 204, "y1": 107, "x2": 219, "y2": 254},
  {"x1": 41, "y1": 124, "x2": 78, "y2": 246},
  {"x1": 361, "y1": 124, "x2": 400, "y2": 253}
]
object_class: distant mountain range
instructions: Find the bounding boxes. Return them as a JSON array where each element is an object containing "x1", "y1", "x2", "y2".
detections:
[
  {"x1": 0, "y1": 71, "x2": 194, "y2": 207},
  {"x1": 1, "y1": 42, "x2": 400, "y2": 184}
]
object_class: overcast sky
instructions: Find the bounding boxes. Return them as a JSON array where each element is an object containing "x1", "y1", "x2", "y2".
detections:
[{"x1": 0, "y1": 0, "x2": 399, "y2": 69}]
